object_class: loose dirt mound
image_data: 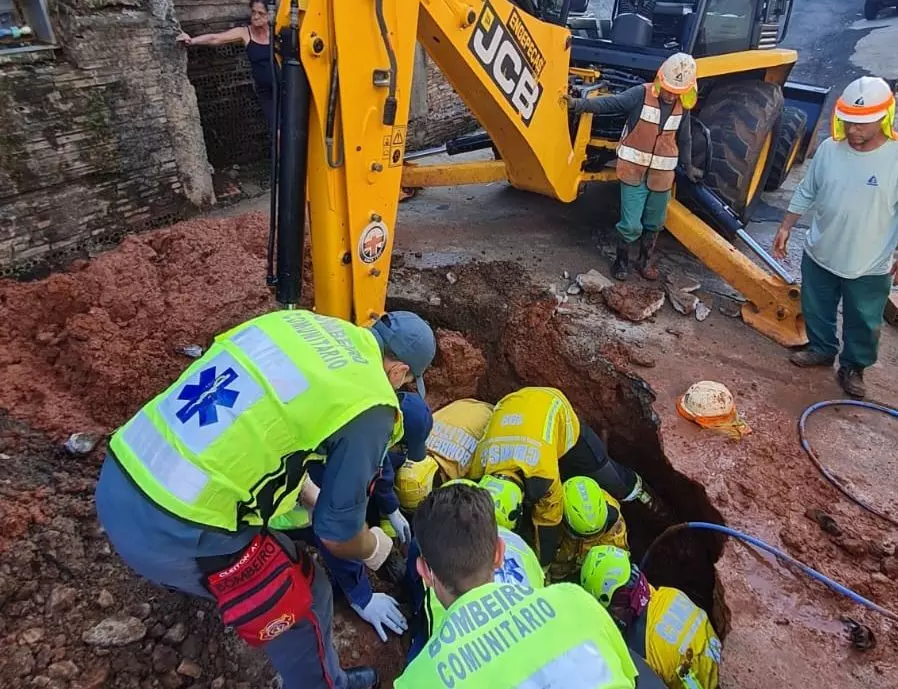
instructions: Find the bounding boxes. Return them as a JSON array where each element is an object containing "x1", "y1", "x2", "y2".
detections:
[{"x1": 0, "y1": 213, "x2": 293, "y2": 440}]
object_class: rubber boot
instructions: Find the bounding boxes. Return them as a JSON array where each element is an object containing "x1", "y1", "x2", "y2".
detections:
[
  {"x1": 624, "y1": 475, "x2": 672, "y2": 522},
  {"x1": 612, "y1": 238, "x2": 631, "y2": 281},
  {"x1": 637, "y1": 232, "x2": 660, "y2": 281}
]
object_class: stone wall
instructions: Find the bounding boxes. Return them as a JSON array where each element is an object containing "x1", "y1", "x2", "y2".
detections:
[{"x1": 0, "y1": 0, "x2": 214, "y2": 276}]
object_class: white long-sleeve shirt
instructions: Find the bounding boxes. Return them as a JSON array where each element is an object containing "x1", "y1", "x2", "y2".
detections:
[{"x1": 787, "y1": 137, "x2": 898, "y2": 278}]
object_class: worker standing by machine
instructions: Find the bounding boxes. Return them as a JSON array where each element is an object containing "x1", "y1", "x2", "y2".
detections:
[
  {"x1": 396, "y1": 482, "x2": 646, "y2": 689},
  {"x1": 469, "y1": 386, "x2": 664, "y2": 565},
  {"x1": 567, "y1": 53, "x2": 700, "y2": 281},
  {"x1": 581, "y1": 546, "x2": 721, "y2": 689},
  {"x1": 773, "y1": 76, "x2": 898, "y2": 399},
  {"x1": 95, "y1": 309, "x2": 435, "y2": 689},
  {"x1": 548, "y1": 476, "x2": 630, "y2": 583}
]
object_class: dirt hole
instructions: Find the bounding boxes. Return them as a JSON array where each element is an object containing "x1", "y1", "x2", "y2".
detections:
[{"x1": 391, "y1": 260, "x2": 730, "y2": 636}]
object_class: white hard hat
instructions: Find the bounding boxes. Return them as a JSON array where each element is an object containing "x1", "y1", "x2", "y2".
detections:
[
  {"x1": 835, "y1": 76, "x2": 895, "y2": 124},
  {"x1": 657, "y1": 53, "x2": 697, "y2": 95},
  {"x1": 678, "y1": 381, "x2": 735, "y2": 420}
]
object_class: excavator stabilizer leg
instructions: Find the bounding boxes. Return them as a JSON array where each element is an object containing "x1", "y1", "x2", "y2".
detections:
[{"x1": 664, "y1": 200, "x2": 807, "y2": 347}]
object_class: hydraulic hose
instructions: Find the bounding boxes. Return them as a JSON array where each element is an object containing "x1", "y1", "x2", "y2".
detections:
[
  {"x1": 639, "y1": 522, "x2": 898, "y2": 623},
  {"x1": 265, "y1": 0, "x2": 280, "y2": 287},
  {"x1": 799, "y1": 399, "x2": 898, "y2": 528},
  {"x1": 374, "y1": 0, "x2": 398, "y2": 125}
]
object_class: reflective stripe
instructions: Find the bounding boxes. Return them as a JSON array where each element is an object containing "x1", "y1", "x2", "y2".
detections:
[
  {"x1": 618, "y1": 145, "x2": 654, "y2": 167},
  {"x1": 231, "y1": 326, "x2": 309, "y2": 404},
  {"x1": 640, "y1": 104, "x2": 661, "y2": 124},
  {"x1": 514, "y1": 640, "x2": 611, "y2": 689},
  {"x1": 678, "y1": 606, "x2": 706, "y2": 654},
  {"x1": 664, "y1": 114, "x2": 682, "y2": 131},
  {"x1": 158, "y1": 351, "x2": 266, "y2": 455},
  {"x1": 543, "y1": 398, "x2": 562, "y2": 444},
  {"x1": 650, "y1": 154, "x2": 679, "y2": 171},
  {"x1": 122, "y1": 412, "x2": 209, "y2": 503}
]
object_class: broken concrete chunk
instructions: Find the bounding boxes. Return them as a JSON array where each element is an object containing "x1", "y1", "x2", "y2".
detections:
[
  {"x1": 82, "y1": 616, "x2": 147, "y2": 647},
  {"x1": 576, "y1": 269, "x2": 614, "y2": 295},
  {"x1": 64, "y1": 433, "x2": 100, "y2": 456},
  {"x1": 562, "y1": 270, "x2": 570, "y2": 280},
  {"x1": 445, "y1": 271, "x2": 458, "y2": 285},
  {"x1": 603, "y1": 284, "x2": 665, "y2": 322},
  {"x1": 428, "y1": 294, "x2": 442, "y2": 306},
  {"x1": 695, "y1": 301, "x2": 712, "y2": 322},
  {"x1": 174, "y1": 344, "x2": 204, "y2": 359},
  {"x1": 718, "y1": 297, "x2": 742, "y2": 318},
  {"x1": 665, "y1": 273, "x2": 702, "y2": 293},
  {"x1": 177, "y1": 659, "x2": 202, "y2": 679},
  {"x1": 162, "y1": 621, "x2": 188, "y2": 645},
  {"x1": 566, "y1": 283, "x2": 583, "y2": 295},
  {"x1": 667, "y1": 288, "x2": 699, "y2": 315}
]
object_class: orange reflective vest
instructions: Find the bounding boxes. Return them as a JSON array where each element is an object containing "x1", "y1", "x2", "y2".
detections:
[{"x1": 616, "y1": 83, "x2": 683, "y2": 192}]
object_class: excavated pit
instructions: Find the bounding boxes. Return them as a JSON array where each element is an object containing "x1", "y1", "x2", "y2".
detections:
[
  {"x1": 2, "y1": 215, "x2": 896, "y2": 687},
  {"x1": 389, "y1": 260, "x2": 730, "y2": 633}
]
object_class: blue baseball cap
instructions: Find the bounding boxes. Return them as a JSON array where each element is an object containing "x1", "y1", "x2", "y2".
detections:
[
  {"x1": 398, "y1": 391, "x2": 434, "y2": 461},
  {"x1": 370, "y1": 311, "x2": 436, "y2": 399}
]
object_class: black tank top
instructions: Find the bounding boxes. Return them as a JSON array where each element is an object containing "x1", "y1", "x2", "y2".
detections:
[{"x1": 246, "y1": 31, "x2": 273, "y2": 95}]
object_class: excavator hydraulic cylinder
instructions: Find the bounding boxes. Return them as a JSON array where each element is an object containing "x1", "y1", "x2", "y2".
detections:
[{"x1": 275, "y1": 12, "x2": 311, "y2": 308}]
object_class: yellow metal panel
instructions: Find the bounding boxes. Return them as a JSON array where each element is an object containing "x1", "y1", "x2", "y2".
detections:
[
  {"x1": 695, "y1": 49, "x2": 797, "y2": 80},
  {"x1": 402, "y1": 160, "x2": 508, "y2": 187},
  {"x1": 665, "y1": 200, "x2": 806, "y2": 347},
  {"x1": 418, "y1": 0, "x2": 585, "y2": 201}
]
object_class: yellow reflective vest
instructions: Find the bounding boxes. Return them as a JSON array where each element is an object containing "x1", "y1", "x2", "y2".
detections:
[
  {"x1": 645, "y1": 587, "x2": 721, "y2": 689},
  {"x1": 109, "y1": 310, "x2": 402, "y2": 531},
  {"x1": 426, "y1": 399, "x2": 495, "y2": 479},
  {"x1": 397, "y1": 581, "x2": 637, "y2": 689},
  {"x1": 470, "y1": 388, "x2": 580, "y2": 528}
]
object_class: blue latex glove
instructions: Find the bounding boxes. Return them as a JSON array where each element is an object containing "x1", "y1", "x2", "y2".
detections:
[
  {"x1": 350, "y1": 592, "x2": 408, "y2": 642},
  {"x1": 386, "y1": 509, "x2": 411, "y2": 545}
]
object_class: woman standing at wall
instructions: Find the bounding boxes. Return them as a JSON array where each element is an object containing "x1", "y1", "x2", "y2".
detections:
[{"x1": 177, "y1": 1, "x2": 276, "y2": 131}]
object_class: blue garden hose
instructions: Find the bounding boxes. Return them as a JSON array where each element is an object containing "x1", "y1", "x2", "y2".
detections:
[
  {"x1": 799, "y1": 399, "x2": 898, "y2": 528},
  {"x1": 640, "y1": 522, "x2": 898, "y2": 623}
]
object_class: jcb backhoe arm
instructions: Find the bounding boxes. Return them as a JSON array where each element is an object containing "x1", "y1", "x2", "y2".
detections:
[{"x1": 271, "y1": 0, "x2": 806, "y2": 347}]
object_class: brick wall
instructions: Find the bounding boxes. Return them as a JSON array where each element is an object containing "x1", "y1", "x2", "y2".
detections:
[
  {"x1": 173, "y1": 0, "x2": 270, "y2": 168},
  {"x1": 409, "y1": 54, "x2": 479, "y2": 150},
  {"x1": 0, "y1": 0, "x2": 214, "y2": 276}
]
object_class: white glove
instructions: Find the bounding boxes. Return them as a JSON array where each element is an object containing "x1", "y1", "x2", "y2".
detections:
[
  {"x1": 386, "y1": 509, "x2": 411, "y2": 545},
  {"x1": 362, "y1": 526, "x2": 393, "y2": 571},
  {"x1": 351, "y1": 593, "x2": 408, "y2": 642}
]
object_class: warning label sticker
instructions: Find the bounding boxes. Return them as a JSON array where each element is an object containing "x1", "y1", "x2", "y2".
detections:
[{"x1": 382, "y1": 126, "x2": 406, "y2": 167}]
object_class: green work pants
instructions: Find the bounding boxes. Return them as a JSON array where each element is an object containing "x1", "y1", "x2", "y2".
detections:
[
  {"x1": 801, "y1": 251, "x2": 892, "y2": 370},
  {"x1": 616, "y1": 180, "x2": 671, "y2": 243}
]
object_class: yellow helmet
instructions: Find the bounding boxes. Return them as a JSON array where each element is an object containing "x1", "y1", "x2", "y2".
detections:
[
  {"x1": 562, "y1": 477, "x2": 608, "y2": 536},
  {"x1": 396, "y1": 456, "x2": 440, "y2": 511},
  {"x1": 478, "y1": 475, "x2": 523, "y2": 530}
]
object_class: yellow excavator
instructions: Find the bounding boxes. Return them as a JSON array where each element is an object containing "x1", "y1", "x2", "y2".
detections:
[{"x1": 268, "y1": 0, "x2": 828, "y2": 346}]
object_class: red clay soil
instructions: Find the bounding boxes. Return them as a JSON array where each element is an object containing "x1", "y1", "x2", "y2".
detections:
[{"x1": 0, "y1": 212, "x2": 310, "y2": 441}]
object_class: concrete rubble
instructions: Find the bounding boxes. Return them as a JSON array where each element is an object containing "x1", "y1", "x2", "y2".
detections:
[{"x1": 603, "y1": 284, "x2": 666, "y2": 322}]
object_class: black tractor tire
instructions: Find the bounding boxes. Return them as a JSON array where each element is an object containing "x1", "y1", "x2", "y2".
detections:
[
  {"x1": 864, "y1": 0, "x2": 880, "y2": 20},
  {"x1": 697, "y1": 79, "x2": 784, "y2": 221},
  {"x1": 764, "y1": 106, "x2": 808, "y2": 191}
]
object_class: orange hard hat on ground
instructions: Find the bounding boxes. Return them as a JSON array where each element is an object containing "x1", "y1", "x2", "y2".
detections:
[{"x1": 677, "y1": 380, "x2": 751, "y2": 439}]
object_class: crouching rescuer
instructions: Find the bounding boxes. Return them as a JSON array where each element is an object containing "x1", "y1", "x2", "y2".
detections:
[
  {"x1": 568, "y1": 53, "x2": 699, "y2": 280},
  {"x1": 581, "y1": 546, "x2": 721, "y2": 689},
  {"x1": 95, "y1": 309, "x2": 436, "y2": 689}
]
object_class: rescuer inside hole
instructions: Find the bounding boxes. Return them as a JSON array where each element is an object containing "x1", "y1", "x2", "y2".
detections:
[{"x1": 582, "y1": 545, "x2": 721, "y2": 689}]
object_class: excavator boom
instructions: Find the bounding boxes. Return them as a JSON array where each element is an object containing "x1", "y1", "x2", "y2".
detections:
[{"x1": 272, "y1": 0, "x2": 808, "y2": 347}]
